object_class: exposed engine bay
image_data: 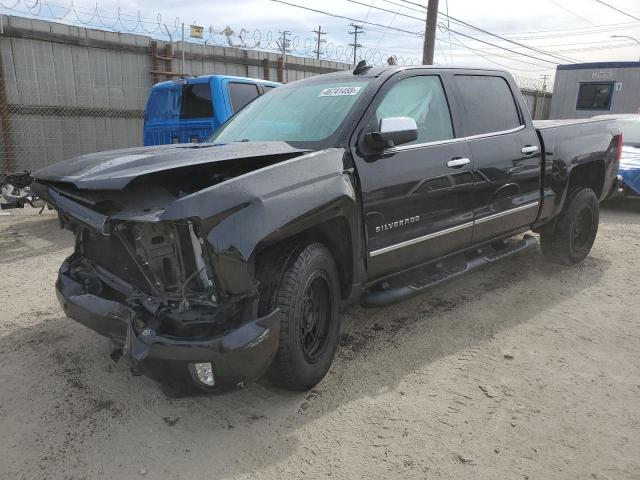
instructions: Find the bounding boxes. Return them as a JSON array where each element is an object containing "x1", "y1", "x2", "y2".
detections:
[{"x1": 36, "y1": 143, "x2": 309, "y2": 343}]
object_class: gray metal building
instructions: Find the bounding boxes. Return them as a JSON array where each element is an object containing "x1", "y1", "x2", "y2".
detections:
[{"x1": 549, "y1": 61, "x2": 640, "y2": 119}]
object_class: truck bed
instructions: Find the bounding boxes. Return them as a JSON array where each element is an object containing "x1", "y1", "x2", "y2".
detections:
[{"x1": 533, "y1": 117, "x2": 615, "y2": 129}]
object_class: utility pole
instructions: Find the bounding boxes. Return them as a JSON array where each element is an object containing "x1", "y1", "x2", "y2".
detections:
[
  {"x1": 348, "y1": 24, "x2": 364, "y2": 65},
  {"x1": 276, "y1": 31, "x2": 291, "y2": 83},
  {"x1": 181, "y1": 22, "x2": 185, "y2": 74},
  {"x1": 312, "y1": 25, "x2": 326, "y2": 59},
  {"x1": 422, "y1": 0, "x2": 439, "y2": 65},
  {"x1": 541, "y1": 74, "x2": 549, "y2": 92},
  {"x1": 276, "y1": 30, "x2": 291, "y2": 59}
]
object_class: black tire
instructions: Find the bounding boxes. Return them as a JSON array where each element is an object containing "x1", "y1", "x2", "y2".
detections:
[
  {"x1": 259, "y1": 242, "x2": 341, "y2": 391},
  {"x1": 540, "y1": 187, "x2": 599, "y2": 265}
]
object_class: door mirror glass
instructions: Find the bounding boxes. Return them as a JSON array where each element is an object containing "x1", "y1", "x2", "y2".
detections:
[{"x1": 367, "y1": 117, "x2": 418, "y2": 149}]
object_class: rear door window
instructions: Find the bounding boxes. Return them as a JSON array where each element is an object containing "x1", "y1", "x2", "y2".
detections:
[
  {"x1": 454, "y1": 75, "x2": 522, "y2": 136},
  {"x1": 180, "y1": 83, "x2": 213, "y2": 119},
  {"x1": 229, "y1": 83, "x2": 261, "y2": 112}
]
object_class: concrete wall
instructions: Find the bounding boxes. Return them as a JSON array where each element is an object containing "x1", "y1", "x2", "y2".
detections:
[
  {"x1": 550, "y1": 62, "x2": 640, "y2": 119},
  {"x1": 0, "y1": 15, "x2": 351, "y2": 172}
]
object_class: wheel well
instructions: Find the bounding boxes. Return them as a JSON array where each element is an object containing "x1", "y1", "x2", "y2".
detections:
[
  {"x1": 255, "y1": 217, "x2": 354, "y2": 299},
  {"x1": 569, "y1": 160, "x2": 604, "y2": 199}
]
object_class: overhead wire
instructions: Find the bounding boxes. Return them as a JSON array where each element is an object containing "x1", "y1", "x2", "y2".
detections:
[
  {"x1": 341, "y1": 0, "x2": 578, "y2": 63},
  {"x1": 594, "y1": 0, "x2": 640, "y2": 21}
]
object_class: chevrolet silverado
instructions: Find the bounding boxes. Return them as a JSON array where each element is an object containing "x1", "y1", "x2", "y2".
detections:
[{"x1": 32, "y1": 63, "x2": 622, "y2": 391}]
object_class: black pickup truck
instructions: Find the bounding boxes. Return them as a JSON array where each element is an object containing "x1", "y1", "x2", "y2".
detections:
[{"x1": 32, "y1": 64, "x2": 622, "y2": 391}]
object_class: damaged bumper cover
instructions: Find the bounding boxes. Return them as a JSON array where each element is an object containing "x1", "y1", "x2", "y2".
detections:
[{"x1": 56, "y1": 258, "x2": 282, "y2": 388}]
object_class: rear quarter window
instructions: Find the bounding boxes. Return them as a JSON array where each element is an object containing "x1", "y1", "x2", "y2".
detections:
[
  {"x1": 454, "y1": 75, "x2": 522, "y2": 136},
  {"x1": 229, "y1": 83, "x2": 261, "y2": 112},
  {"x1": 180, "y1": 83, "x2": 213, "y2": 120},
  {"x1": 146, "y1": 88, "x2": 181, "y2": 122}
]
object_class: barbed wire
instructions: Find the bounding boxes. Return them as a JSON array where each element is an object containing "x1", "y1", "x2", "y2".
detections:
[
  {"x1": 0, "y1": 0, "x2": 421, "y2": 66},
  {"x1": 0, "y1": 0, "x2": 553, "y2": 87},
  {"x1": 512, "y1": 75, "x2": 550, "y2": 92}
]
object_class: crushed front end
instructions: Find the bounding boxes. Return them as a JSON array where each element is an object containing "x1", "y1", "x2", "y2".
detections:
[{"x1": 37, "y1": 182, "x2": 281, "y2": 390}]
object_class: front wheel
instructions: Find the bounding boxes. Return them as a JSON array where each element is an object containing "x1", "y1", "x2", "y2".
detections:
[
  {"x1": 263, "y1": 242, "x2": 341, "y2": 391},
  {"x1": 540, "y1": 187, "x2": 599, "y2": 265}
]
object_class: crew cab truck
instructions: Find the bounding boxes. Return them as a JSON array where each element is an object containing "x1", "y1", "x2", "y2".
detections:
[
  {"x1": 143, "y1": 75, "x2": 280, "y2": 146},
  {"x1": 33, "y1": 64, "x2": 621, "y2": 391}
]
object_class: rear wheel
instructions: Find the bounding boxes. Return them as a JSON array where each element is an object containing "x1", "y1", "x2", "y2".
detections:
[
  {"x1": 540, "y1": 187, "x2": 599, "y2": 265},
  {"x1": 258, "y1": 242, "x2": 341, "y2": 391}
]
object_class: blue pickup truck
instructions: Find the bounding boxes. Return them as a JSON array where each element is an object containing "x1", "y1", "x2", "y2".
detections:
[{"x1": 143, "y1": 75, "x2": 280, "y2": 146}]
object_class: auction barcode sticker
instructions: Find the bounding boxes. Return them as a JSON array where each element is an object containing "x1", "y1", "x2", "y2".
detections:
[{"x1": 318, "y1": 86, "x2": 362, "y2": 97}]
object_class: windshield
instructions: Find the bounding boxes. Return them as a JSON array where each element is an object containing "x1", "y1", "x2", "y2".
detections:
[
  {"x1": 619, "y1": 119, "x2": 640, "y2": 147},
  {"x1": 208, "y1": 79, "x2": 370, "y2": 148}
]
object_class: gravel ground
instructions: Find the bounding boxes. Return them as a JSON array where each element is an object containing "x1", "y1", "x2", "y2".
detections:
[{"x1": 1, "y1": 200, "x2": 639, "y2": 480}]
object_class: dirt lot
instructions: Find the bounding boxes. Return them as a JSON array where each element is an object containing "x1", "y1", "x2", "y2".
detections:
[{"x1": 1, "y1": 201, "x2": 639, "y2": 480}]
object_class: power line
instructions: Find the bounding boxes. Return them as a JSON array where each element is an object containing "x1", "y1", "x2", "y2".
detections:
[
  {"x1": 443, "y1": 33, "x2": 551, "y2": 69},
  {"x1": 269, "y1": 0, "x2": 423, "y2": 35},
  {"x1": 345, "y1": 0, "x2": 424, "y2": 21},
  {"x1": 448, "y1": 35, "x2": 547, "y2": 72},
  {"x1": 439, "y1": 12, "x2": 579, "y2": 63},
  {"x1": 548, "y1": 0, "x2": 598, "y2": 26},
  {"x1": 342, "y1": 0, "x2": 578, "y2": 63},
  {"x1": 594, "y1": 0, "x2": 640, "y2": 21},
  {"x1": 272, "y1": 0, "x2": 567, "y2": 66},
  {"x1": 441, "y1": 25, "x2": 559, "y2": 65},
  {"x1": 380, "y1": 0, "x2": 638, "y2": 38}
]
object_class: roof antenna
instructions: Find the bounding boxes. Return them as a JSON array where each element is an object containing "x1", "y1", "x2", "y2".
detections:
[{"x1": 353, "y1": 60, "x2": 372, "y2": 75}]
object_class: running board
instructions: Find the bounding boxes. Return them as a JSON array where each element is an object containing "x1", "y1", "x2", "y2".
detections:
[{"x1": 361, "y1": 235, "x2": 537, "y2": 308}]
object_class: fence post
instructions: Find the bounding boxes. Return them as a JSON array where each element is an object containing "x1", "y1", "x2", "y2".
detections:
[
  {"x1": 150, "y1": 41, "x2": 159, "y2": 85},
  {"x1": 262, "y1": 58, "x2": 270, "y2": 80},
  {"x1": 0, "y1": 36, "x2": 15, "y2": 172},
  {"x1": 277, "y1": 57, "x2": 284, "y2": 83}
]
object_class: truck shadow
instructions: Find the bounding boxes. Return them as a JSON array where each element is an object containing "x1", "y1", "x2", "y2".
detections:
[{"x1": 0, "y1": 246, "x2": 609, "y2": 478}]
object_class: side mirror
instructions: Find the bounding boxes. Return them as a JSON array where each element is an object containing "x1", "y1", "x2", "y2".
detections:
[{"x1": 366, "y1": 117, "x2": 418, "y2": 149}]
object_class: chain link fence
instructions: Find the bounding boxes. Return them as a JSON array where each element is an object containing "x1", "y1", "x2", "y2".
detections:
[{"x1": 0, "y1": 42, "x2": 147, "y2": 173}]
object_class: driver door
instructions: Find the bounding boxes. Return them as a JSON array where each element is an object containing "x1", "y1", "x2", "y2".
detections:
[{"x1": 351, "y1": 72, "x2": 475, "y2": 279}]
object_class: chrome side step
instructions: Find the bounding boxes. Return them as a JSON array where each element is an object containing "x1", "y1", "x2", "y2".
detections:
[{"x1": 360, "y1": 235, "x2": 537, "y2": 308}]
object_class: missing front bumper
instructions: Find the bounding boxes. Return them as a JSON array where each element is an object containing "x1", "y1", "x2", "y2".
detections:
[{"x1": 56, "y1": 259, "x2": 282, "y2": 389}]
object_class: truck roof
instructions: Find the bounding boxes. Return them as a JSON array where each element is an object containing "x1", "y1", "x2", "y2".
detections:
[
  {"x1": 294, "y1": 64, "x2": 511, "y2": 83},
  {"x1": 152, "y1": 74, "x2": 280, "y2": 90}
]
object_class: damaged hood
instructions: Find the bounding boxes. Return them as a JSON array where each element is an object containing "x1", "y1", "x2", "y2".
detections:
[{"x1": 33, "y1": 141, "x2": 308, "y2": 190}]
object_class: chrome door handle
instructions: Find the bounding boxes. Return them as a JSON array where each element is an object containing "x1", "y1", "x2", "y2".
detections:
[
  {"x1": 521, "y1": 145, "x2": 539, "y2": 155},
  {"x1": 447, "y1": 157, "x2": 470, "y2": 168}
]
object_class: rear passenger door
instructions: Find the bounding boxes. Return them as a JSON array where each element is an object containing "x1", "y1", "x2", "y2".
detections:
[{"x1": 453, "y1": 74, "x2": 542, "y2": 243}]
